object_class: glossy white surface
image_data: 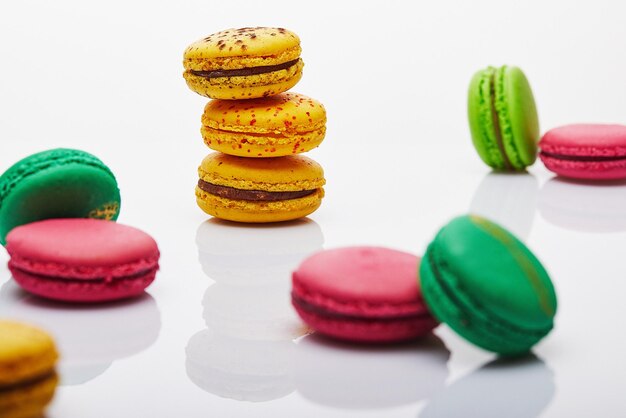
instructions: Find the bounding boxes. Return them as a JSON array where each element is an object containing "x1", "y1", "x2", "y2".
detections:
[{"x1": 1, "y1": 1, "x2": 625, "y2": 416}]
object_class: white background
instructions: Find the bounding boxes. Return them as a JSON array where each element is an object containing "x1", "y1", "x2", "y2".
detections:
[{"x1": 1, "y1": 1, "x2": 625, "y2": 416}]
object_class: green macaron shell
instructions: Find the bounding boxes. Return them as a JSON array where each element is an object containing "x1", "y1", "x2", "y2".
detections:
[
  {"x1": 422, "y1": 243, "x2": 548, "y2": 355},
  {"x1": 494, "y1": 66, "x2": 524, "y2": 169},
  {"x1": 501, "y1": 66, "x2": 539, "y2": 167},
  {"x1": 0, "y1": 148, "x2": 121, "y2": 245},
  {"x1": 468, "y1": 67, "x2": 506, "y2": 169},
  {"x1": 420, "y1": 215, "x2": 557, "y2": 355},
  {"x1": 467, "y1": 65, "x2": 539, "y2": 171}
]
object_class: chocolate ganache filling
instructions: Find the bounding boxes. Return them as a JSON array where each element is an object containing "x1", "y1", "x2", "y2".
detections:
[
  {"x1": 198, "y1": 179, "x2": 315, "y2": 202},
  {"x1": 190, "y1": 59, "x2": 299, "y2": 79}
]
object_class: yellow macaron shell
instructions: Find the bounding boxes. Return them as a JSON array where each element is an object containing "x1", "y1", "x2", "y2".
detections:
[
  {"x1": 0, "y1": 321, "x2": 58, "y2": 387},
  {"x1": 0, "y1": 372, "x2": 58, "y2": 418},
  {"x1": 183, "y1": 27, "x2": 303, "y2": 99},
  {"x1": 201, "y1": 93, "x2": 327, "y2": 157},
  {"x1": 199, "y1": 152, "x2": 325, "y2": 191},
  {"x1": 183, "y1": 27, "x2": 301, "y2": 70},
  {"x1": 196, "y1": 153, "x2": 325, "y2": 223},
  {"x1": 196, "y1": 188, "x2": 323, "y2": 223}
]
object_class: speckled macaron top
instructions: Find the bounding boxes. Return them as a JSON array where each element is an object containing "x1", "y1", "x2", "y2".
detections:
[
  {"x1": 183, "y1": 27, "x2": 301, "y2": 71},
  {"x1": 182, "y1": 27, "x2": 304, "y2": 100},
  {"x1": 200, "y1": 93, "x2": 327, "y2": 157},
  {"x1": 202, "y1": 93, "x2": 325, "y2": 135}
]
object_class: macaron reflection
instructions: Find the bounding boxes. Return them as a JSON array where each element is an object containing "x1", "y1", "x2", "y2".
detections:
[
  {"x1": 202, "y1": 282, "x2": 308, "y2": 342},
  {"x1": 0, "y1": 280, "x2": 161, "y2": 385},
  {"x1": 196, "y1": 218, "x2": 323, "y2": 340},
  {"x1": 187, "y1": 219, "x2": 323, "y2": 402},
  {"x1": 470, "y1": 172, "x2": 538, "y2": 240},
  {"x1": 419, "y1": 355, "x2": 554, "y2": 417},
  {"x1": 539, "y1": 177, "x2": 626, "y2": 233},
  {"x1": 186, "y1": 329, "x2": 296, "y2": 402},
  {"x1": 294, "y1": 334, "x2": 449, "y2": 409},
  {"x1": 196, "y1": 218, "x2": 324, "y2": 286}
]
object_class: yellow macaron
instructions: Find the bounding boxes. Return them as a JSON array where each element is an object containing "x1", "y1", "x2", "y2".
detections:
[
  {"x1": 196, "y1": 153, "x2": 325, "y2": 223},
  {"x1": 0, "y1": 321, "x2": 59, "y2": 418},
  {"x1": 183, "y1": 27, "x2": 303, "y2": 100},
  {"x1": 201, "y1": 92, "x2": 326, "y2": 157}
]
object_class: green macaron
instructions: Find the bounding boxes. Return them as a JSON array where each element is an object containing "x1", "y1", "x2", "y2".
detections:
[
  {"x1": 468, "y1": 65, "x2": 539, "y2": 170},
  {"x1": 0, "y1": 148, "x2": 121, "y2": 245},
  {"x1": 420, "y1": 215, "x2": 557, "y2": 356}
]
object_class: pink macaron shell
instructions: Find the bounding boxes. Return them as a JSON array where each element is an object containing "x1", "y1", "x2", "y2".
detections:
[
  {"x1": 540, "y1": 124, "x2": 626, "y2": 157},
  {"x1": 6, "y1": 218, "x2": 159, "y2": 270},
  {"x1": 9, "y1": 267, "x2": 157, "y2": 303},
  {"x1": 539, "y1": 153, "x2": 626, "y2": 180},
  {"x1": 291, "y1": 247, "x2": 437, "y2": 343},
  {"x1": 539, "y1": 124, "x2": 626, "y2": 180},
  {"x1": 293, "y1": 247, "x2": 428, "y2": 318},
  {"x1": 6, "y1": 218, "x2": 160, "y2": 302}
]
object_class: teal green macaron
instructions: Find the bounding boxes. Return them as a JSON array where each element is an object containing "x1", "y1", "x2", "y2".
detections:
[
  {"x1": 468, "y1": 65, "x2": 539, "y2": 170},
  {"x1": 0, "y1": 148, "x2": 121, "y2": 245},
  {"x1": 420, "y1": 215, "x2": 557, "y2": 356}
]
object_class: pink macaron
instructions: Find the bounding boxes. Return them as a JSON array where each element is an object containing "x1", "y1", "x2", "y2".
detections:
[
  {"x1": 291, "y1": 247, "x2": 437, "y2": 343},
  {"x1": 6, "y1": 218, "x2": 159, "y2": 303},
  {"x1": 539, "y1": 124, "x2": 626, "y2": 180}
]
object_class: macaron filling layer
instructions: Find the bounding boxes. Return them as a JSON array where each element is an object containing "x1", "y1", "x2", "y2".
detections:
[
  {"x1": 489, "y1": 71, "x2": 513, "y2": 170},
  {"x1": 8, "y1": 263, "x2": 158, "y2": 284},
  {"x1": 190, "y1": 59, "x2": 300, "y2": 78},
  {"x1": 539, "y1": 151, "x2": 626, "y2": 162},
  {"x1": 0, "y1": 370, "x2": 56, "y2": 392},
  {"x1": 197, "y1": 179, "x2": 315, "y2": 202},
  {"x1": 291, "y1": 293, "x2": 432, "y2": 322}
]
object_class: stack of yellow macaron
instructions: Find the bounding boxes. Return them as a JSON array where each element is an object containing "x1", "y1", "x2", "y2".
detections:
[
  {"x1": 183, "y1": 27, "x2": 327, "y2": 223},
  {"x1": 0, "y1": 320, "x2": 59, "y2": 418}
]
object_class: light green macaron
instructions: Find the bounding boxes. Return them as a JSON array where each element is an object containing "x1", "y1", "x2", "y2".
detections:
[{"x1": 468, "y1": 65, "x2": 539, "y2": 170}]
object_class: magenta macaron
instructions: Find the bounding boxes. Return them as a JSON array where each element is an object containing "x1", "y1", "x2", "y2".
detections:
[
  {"x1": 291, "y1": 247, "x2": 437, "y2": 343},
  {"x1": 6, "y1": 218, "x2": 159, "y2": 303},
  {"x1": 539, "y1": 124, "x2": 626, "y2": 180}
]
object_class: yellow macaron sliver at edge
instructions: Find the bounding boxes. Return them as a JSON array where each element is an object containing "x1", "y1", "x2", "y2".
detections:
[
  {"x1": 183, "y1": 27, "x2": 303, "y2": 99},
  {"x1": 0, "y1": 372, "x2": 59, "y2": 418},
  {"x1": 0, "y1": 321, "x2": 58, "y2": 387},
  {"x1": 201, "y1": 92, "x2": 327, "y2": 157},
  {"x1": 196, "y1": 153, "x2": 325, "y2": 223}
]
